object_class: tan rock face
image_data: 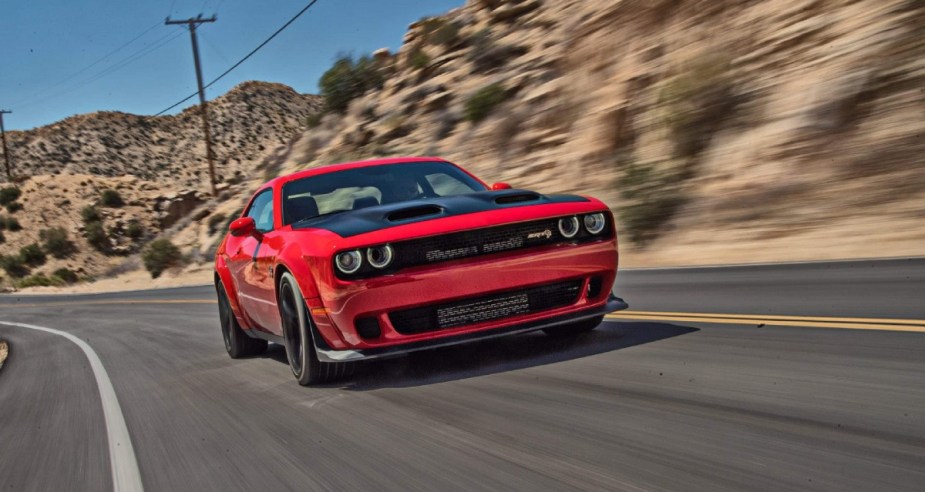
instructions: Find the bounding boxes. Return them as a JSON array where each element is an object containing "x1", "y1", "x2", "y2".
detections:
[{"x1": 278, "y1": 0, "x2": 925, "y2": 266}]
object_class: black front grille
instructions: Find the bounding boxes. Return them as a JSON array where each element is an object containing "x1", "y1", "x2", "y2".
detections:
[
  {"x1": 395, "y1": 216, "x2": 611, "y2": 267},
  {"x1": 389, "y1": 279, "x2": 583, "y2": 334},
  {"x1": 334, "y1": 214, "x2": 613, "y2": 280}
]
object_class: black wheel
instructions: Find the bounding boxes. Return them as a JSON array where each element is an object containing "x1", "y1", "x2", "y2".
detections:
[
  {"x1": 543, "y1": 315, "x2": 604, "y2": 337},
  {"x1": 278, "y1": 272, "x2": 354, "y2": 385},
  {"x1": 216, "y1": 282, "x2": 267, "y2": 358}
]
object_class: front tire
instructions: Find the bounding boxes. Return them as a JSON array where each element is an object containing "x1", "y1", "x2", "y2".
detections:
[
  {"x1": 543, "y1": 315, "x2": 604, "y2": 337},
  {"x1": 217, "y1": 282, "x2": 267, "y2": 358},
  {"x1": 278, "y1": 272, "x2": 353, "y2": 385}
]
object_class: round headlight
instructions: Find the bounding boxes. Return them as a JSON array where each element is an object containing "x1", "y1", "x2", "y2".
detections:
[
  {"x1": 335, "y1": 250, "x2": 362, "y2": 274},
  {"x1": 367, "y1": 245, "x2": 394, "y2": 269},
  {"x1": 558, "y1": 216, "x2": 580, "y2": 238},
  {"x1": 583, "y1": 213, "x2": 606, "y2": 234}
]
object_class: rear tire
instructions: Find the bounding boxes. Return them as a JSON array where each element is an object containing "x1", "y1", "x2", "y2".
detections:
[
  {"x1": 217, "y1": 282, "x2": 268, "y2": 358},
  {"x1": 543, "y1": 315, "x2": 604, "y2": 337},
  {"x1": 278, "y1": 272, "x2": 354, "y2": 385}
]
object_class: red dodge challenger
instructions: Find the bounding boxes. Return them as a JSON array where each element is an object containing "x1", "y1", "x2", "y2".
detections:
[{"x1": 214, "y1": 157, "x2": 628, "y2": 385}]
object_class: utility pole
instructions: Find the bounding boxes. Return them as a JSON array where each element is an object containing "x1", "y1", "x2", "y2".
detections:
[
  {"x1": 0, "y1": 110, "x2": 11, "y2": 181},
  {"x1": 166, "y1": 14, "x2": 218, "y2": 196}
]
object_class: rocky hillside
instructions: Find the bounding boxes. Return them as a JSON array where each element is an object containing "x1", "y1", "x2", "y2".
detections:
[
  {"x1": 276, "y1": 0, "x2": 925, "y2": 265},
  {"x1": 3, "y1": 0, "x2": 923, "y2": 292},
  {"x1": 3, "y1": 81, "x2": 321, "y2": 188},
  {"x1": 0, "y1": 82, "x2": 320, "y2": 289}
]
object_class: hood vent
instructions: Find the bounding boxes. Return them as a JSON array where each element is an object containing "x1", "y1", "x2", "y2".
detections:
[
  {"x1": 494, "y1": 192, "x2": 541, "y2": 205},
  {"x1": 387, "y1": 205, "x2": 444, "y2": 222}
]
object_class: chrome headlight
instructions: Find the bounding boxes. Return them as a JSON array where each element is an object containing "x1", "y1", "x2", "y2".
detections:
[
  {"x1": 583, "y1": 213, "x2": 606, "y2": 235},
  {"x1": 367, "y1": 245, "x2": 394, "y2": 269},
  {"x1": 558, "y1": 216, "x2": 580, "y2": 238},
  {"x1": 335, "y1": 250, "x2": 363, "y2": 274}
]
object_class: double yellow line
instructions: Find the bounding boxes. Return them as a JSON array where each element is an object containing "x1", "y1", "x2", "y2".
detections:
[
  {"x1": 3, "y1": 300, "x2": 923, "y2": 333},
  {"x1": 606, "y1": 311, "x2": 925, "y2": 333}
]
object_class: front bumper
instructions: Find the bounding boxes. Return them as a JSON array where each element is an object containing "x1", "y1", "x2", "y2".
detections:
[{"x1": 314, "y1": 294, "x2": 628, "y2": 362}]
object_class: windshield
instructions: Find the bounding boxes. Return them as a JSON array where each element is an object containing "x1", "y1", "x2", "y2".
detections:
[{"x1": 281, "y1": 161, "x2": 487, "y2": 225}]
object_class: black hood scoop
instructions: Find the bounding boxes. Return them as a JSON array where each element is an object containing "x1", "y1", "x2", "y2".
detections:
[
  {"x1": 293, "y1": 189, "x2": 588, "y2": 238},
  {"x1": 494, "y1": 191, "x2": 540, "y2": 204},
  {"x1": 387, "y1": 205, "x2": 444, "y2": 222}
]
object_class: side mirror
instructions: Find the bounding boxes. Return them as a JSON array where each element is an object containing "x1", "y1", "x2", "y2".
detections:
[
  {"x1": 229, "y1": 217, "x2": 257, "y2": 237},
  {"x1": 491, "y1": 182, "x2": 512, "y2": 190}
]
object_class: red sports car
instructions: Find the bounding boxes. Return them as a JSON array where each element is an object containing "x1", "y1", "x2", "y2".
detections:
[{"x1": 214, "y1": 157, "x2": 627, "y2": 385}]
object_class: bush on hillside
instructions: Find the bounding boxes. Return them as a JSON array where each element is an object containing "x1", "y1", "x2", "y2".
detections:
[
  {"x1": 0, "y1": 215, "x2": 22, "y2": 231},
  {"x1": 16, "y1": 274, "x2": 66, "y2": 288},
  {"x1": 81, "y1": 205, "x2": 101, "y2": 224},
  {"x1": 85, "y1": 220, "x2": 109, "y2": 252},
  {"x1": 19, "y1": 243, "x2": 47, "y2": 267},
  {"x1": 141, "y1": 239, "x2": 182, "y2": 279},
  {"x1": 207, "y1": 213, "x2": 226, "y2": 235},
  {"x1": 467, "y1": 29, "x2": 527, "y2": 73},
  {"x1": 659, "y1": 55, "x2": 737, "y2": 159},
  {"x1": 40, "y1": 227, "x2": 78, "y2": 258},
  {"x1": 100, "y1": 188, "x2": 125, "y2": 207},
  {"x1": 0, "y1": 187, "x2": 20, "y2": 206},
  {"x1": 464, "y1": 83, "x2": 509, "y2": 123},
  {"x1": 319, "y1": 54, "x2": 385, "y2": 114},
  {"x1": 0, "y1": 254, "x2": 29, "y2": 278},
  {"x1": 617, "y1": 162, "x2": 687, "y2": 245},
  {"x1": 409, "y1": 48, "x2": 431, "y2": 70},
  {"x1": 52, "y1": 268, "x2": 80, "y2": 284},
  {"x1": 5, "y1": 202, "x2": 22, "y2": 214},
  {"x1": 305, "y1": 112, "x2": 324, "y2": 129},
  {"x1": 126, "y1": 220, "x2": 144, "y2": 241}
]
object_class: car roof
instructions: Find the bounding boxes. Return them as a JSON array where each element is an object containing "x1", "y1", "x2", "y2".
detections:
[{"x1": 265, "y1": 156, "x2": 452, "y2": 190}]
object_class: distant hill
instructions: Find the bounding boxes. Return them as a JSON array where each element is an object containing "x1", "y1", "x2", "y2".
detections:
[
  {"x1": 0, "y1": 81, "x2": 321, "y2": 289},
  {"x1": 4, "y1": 81, "x2": 321, "y2": 188}
]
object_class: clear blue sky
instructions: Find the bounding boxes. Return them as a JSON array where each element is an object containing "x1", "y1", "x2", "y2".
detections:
[{"x1": 0, "y1": 0, "x2": 463, "y2": 131}]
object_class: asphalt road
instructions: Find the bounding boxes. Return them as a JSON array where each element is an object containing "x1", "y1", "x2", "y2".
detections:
[{"x1": 1, "y1": 259, "x2": 923, "y2": 491}]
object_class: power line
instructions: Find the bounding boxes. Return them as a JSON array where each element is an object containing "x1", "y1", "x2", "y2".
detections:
[
  {"x1": 12, "y1": 21, "x2": 163, "y2": 109},
  {"x1": 14, "y1": 27, "x2": 187, "y2": 111},
  {"x1": 154, "y1": 0, "x2": 320, "y2": 116}
]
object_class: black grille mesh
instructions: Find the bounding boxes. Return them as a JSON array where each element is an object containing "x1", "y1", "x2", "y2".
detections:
[
  {"x1": 389, "y1": 279, "x2": 583, "y2": 334},
  {"x1": 335, "y1": 215, "x2": 613, "y2": 279},
  {"x1": 392, "y1": 216, "x2": 609, "y2": 267}
]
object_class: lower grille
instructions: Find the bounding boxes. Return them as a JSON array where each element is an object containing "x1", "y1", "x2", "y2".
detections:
[{"x1": 389, "y1": 279, "x2": 583, "y2": 335}]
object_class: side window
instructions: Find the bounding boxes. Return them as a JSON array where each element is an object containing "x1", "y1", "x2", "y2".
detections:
[
  {"x1": 246, "y1": 190, "x2": 275, "y2": 232},
  {"x1": 425, "y1": 172, "x2": 474, "y2": 197}
]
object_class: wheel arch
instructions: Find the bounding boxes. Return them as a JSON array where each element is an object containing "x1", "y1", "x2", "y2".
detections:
[
  {"x1": 274, "y1": 243, "x2": 322, "y2": 306},
  {"x1": 214, "y1": 255, "x2": 249, "y2": 328}
]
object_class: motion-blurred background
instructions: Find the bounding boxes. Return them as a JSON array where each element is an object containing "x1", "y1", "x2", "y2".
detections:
[{"x1": 0, "y1": 0, "x2": 922, "y2": 291}]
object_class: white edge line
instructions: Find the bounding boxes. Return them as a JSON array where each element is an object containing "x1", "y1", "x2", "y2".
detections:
[{"x1": 0, "y1": 321, "x2": 144, "y2": 492}]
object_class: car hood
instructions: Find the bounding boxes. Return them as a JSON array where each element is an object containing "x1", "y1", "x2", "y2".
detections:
[{"x1": 291, "y1": 189, "x2": 589, "y2": 238}]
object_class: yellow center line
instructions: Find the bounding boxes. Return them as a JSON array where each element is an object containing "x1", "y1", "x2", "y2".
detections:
[
  {"x1": 616, "y1": 310, "x2": 925, "y2": 326},
  {"x1": 606, "y1": 311, "x2": 925, "y2": 333},
  {"x1": 0, "y1": 299, "x2": 217, "y2": 309}
]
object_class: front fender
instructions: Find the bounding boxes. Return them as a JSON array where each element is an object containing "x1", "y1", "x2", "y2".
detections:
[
  {"x1": 276, "y1": 242, "x2": 322, "y2": 301},
  {"x1": 276, "y1": 240, "x2": 350, "y2": 349}
]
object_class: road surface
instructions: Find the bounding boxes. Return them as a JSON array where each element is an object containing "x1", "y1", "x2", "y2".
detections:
[{"x1": 1, "y1": 259, "x2": 923, "y2": 491}]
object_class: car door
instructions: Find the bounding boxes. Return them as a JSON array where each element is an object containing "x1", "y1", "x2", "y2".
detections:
[{"x1": 226, "y1": 189, "x2": 279, "y2": 333}]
